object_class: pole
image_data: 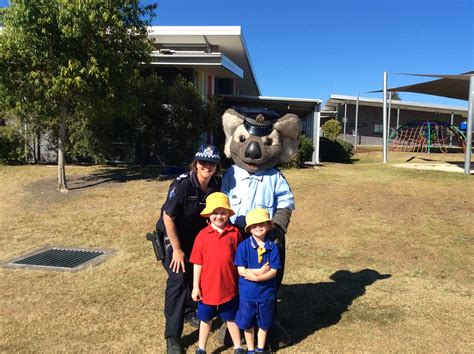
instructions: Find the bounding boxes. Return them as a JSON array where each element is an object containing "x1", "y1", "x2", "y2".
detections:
[
  {"x1": 450, "y1": 112, "x2": 454, "y2": 147},
  {"x1": 427, "y1": 121, "x2": 431, "y2": 154},
  {"x1": 383, "y1": 72, "x2": 388, "y2": 163},
  {"x1": 343, "y1": 102, "x2": 347, "y2": 141},
  {"x1": 313, "y1": 106, "x2": 321, "y2": 165},
  {"x1": 387, "y1": 91, "x2": 392, "y2": 137},
  {"x1": 464, "y1": 76, "x2": 473, "y2": 175},
  {"x1": 354, "y1": 93, "x2": 359, "y2": 150},
  {"x1": 396, "y1": 107, "x2": 400, "y2": 129}
]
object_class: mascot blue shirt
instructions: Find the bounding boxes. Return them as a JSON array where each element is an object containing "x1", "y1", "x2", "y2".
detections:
[{"x1": 222, "y1": 165, "x2": 295, "y2": 229}]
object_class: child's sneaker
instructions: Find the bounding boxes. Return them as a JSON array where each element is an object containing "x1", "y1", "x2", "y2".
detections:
[
  {"x1": 234, "y1": 348, "x2": 246, "y2": 354},
  {"x1": 195, "y1": 348, "x2": 206, "y2": 354}
]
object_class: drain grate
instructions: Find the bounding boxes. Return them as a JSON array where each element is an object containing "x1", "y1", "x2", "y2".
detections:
[{"x1": 2, "y1": 246, "x2": 115, "y2": 272}]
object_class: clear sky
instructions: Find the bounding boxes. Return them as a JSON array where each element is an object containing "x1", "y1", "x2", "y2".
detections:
[
  {"x1": 2, "y1": 0, "x2": 472, "y2": 108},
  {"x1": 146, "y1": 0, "x2": 472, "y2": 108}
]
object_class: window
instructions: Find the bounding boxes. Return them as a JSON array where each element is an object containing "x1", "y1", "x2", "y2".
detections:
[
  {"x1": 215, "y1": 78, "x2": 234, "y2": 95},
  {"x1": 374, "y1": 124, "x2": 383, "y2": 134}
]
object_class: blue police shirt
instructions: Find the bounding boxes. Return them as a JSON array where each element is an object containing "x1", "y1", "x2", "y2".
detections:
[
  {"x1": 222, "y1": 165, "x2": 295, "y2": 228},
  {"x1": 234, "y1": 236, "x2": 282, "y2": 303}
]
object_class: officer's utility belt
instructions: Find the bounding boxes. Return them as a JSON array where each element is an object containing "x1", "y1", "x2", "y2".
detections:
[{"x1": 146, "y1": 230, "x2": 170, "y2": 262}]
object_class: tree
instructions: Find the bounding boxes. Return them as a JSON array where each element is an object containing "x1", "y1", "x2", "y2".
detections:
[
  {"x1": 321, "y1": 119, "x2": 342, "y2": 140},
  {"x1": 390, "y1": 91, "x2": 402, "y2": 101},
  {"x1": 0, "y1": 0, "x2": 156, "y2": 191}
]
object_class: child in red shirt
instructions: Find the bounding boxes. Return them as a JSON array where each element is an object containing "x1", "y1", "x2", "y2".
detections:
[{"x1": 190, "y1": 192, "x2": 244, "y2": 354}]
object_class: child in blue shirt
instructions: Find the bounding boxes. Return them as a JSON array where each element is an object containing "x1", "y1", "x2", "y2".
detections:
[{"x1": 234, "y1": 208, "x2": 282, "y2": 354}]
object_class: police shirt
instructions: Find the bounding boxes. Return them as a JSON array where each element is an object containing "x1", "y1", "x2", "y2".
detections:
[
  {"x1": 221, "y1": 165, "x2": 295, "y2": 228},
  {"x1": 156, "y1": 171, "x2": 221, "y2": 256}
]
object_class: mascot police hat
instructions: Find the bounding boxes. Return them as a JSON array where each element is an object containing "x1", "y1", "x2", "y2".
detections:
[{"x1": 236, "y1": 107, "x2": 280, "y2": 137}]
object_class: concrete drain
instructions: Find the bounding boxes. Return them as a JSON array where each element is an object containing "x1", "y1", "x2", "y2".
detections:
[{"x1": 2, "y1": 246, "x2": 115, "y2": 272}]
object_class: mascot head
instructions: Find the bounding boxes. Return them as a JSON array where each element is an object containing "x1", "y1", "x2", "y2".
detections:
[{"x1": 222, "y1": 108, "x2": 301, "y2": 173}]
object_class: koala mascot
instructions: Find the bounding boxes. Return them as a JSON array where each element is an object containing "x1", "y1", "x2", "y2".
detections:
[{"x1": 221, "y1": 107, "x2": 301, "y2": 349}]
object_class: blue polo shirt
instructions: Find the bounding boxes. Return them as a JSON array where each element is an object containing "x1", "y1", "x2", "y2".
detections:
[{"x1": 234, "y1": 236, "x2": 282, "y2": 303}]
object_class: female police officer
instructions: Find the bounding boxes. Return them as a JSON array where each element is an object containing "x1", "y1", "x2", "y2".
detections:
[{"x1": 156, "y1": 145, "x2": 222, "y2": 354}]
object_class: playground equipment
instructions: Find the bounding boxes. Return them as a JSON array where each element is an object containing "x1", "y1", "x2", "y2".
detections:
[{"x1": 389, "y1": 120, "x2": 466, "y2": 153}]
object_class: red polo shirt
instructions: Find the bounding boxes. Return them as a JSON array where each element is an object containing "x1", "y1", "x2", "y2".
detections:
[{"x1": 190, "y1": 223, "x2": 242, "y2": 305}]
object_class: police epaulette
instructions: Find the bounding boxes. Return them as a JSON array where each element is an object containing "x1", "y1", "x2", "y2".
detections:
[{"x1": 176, "y1": 173, "x2": 189, "y2": 182}]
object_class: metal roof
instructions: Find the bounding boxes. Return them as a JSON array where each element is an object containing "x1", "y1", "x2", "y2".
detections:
[
  {"x1": 147, "y1": 26, "x2": 260, "y2": 96},
  {"x1": 220, "y1": 94, "x2": 321, "y2": 117},
  {"x1": 322, "y1": 94, "x2": 468, "y2": 117},
  {"x1": 149, "y1": 51, "x2": 244, "y2": 79}
]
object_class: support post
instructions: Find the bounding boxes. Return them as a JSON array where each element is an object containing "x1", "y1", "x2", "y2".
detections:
[
  {"x1": 464, "y1": 76, "x2": 473, "y2": 175},
  {"x1": 313, "y1": 105, "x2": 321, "y2": 165},
  {"x1": 450, "y1": 112, "x2": 454, "y2": 147},
  {"x1": 354, "y1": 93, "x2": 359, "y2": 150},
  {"x1": 387, "y1": 91, "x2": 392, "y2": 137},
  {"x1": 383, "y1": 72, "x2": 388, "y2": 163},
  {"x1": 343, "y1": 102, "x2": 347, "y2": 141},
  {"x1": 396, "y1": 107, "x2": 400, "y2": 129}
]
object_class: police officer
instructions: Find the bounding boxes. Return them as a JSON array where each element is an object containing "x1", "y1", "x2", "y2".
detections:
[{"x1": 156, "y1": 144, "x2": 222, "y2": 354}]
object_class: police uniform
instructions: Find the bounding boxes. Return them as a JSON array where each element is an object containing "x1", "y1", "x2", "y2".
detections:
[
  {"x1": 156, "y1": 170, "x2": 221, "y2": 340},
  {"x1": 222, "y1": 165, "x2": 294, "y2": 228}
]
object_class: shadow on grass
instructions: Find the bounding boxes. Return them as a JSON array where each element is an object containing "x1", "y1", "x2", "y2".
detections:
[
  {"x1": 278, "y1": 269, "x2": 391, "y2": 346},
  {"x1": 68, "y1": 166, "x2": 185, "y2": 190}
]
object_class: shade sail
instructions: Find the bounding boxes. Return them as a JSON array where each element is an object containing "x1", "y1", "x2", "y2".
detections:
[{"x1": 371, "y1": 72, "x2": 473, "y2": 101}]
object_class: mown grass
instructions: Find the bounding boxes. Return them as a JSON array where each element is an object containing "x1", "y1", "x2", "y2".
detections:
[{"x1": 1, "y1": 152, "x2": 473, "y2": 352}]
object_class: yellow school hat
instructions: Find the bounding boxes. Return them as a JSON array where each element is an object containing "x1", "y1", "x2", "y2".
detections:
[
  {"x1": 200, "y1": 192, "x2": 235, "y2": 218},
  {"x1": 245, "y1": 208, "x2": 274, "y2": 232}
]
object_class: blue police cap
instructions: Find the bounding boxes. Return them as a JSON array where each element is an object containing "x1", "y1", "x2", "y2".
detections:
[
  {"x1": 194, "y1": 144, "x2": 221, "y2": 163},
  {"x1": 236, "y1": 107, "x2": 280, "y2": 137}
]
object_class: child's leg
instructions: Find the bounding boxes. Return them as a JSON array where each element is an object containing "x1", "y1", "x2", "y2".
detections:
[
  {"x1": 226, "y1": 320, "x2": 242, "y2": 348},
  {"x1": 257, "y1": 328, "x2": 268, "y2": 351},
  {"x1": 198, "y1": 320, "x2": 212, "y2": 350},
  {"x1": 244, "y1": 327, "x2": 255, "y2": 351}
]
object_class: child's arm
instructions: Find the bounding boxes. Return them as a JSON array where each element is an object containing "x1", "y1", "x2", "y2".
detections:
[
  {"x1": 191, "y1": 264, "x2": 203, "y2": 301},
  {"x1": 247, "y1": 262, "x2": 270, "y2": 276},
  {"x1": 237, "y1": 266, "x2": 250, "y2": 278},
  {"x1": 244, "y1": 268, "x2": 278, "y2": 282}
]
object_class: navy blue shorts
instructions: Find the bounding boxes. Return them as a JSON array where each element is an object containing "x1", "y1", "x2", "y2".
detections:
[
  {"x1": 197, "y1": 296, "x2": 239, "y2": 322},
  {"x1": 235, "y1": 299, "x2": 275, "y2": 330}
]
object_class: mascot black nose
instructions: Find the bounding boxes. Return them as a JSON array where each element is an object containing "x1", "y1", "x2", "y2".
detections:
[{"x1": 245, "y1": 141, "x2": 262, "y2": 159}]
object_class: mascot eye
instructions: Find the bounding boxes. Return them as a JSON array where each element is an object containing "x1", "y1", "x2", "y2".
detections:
[
  {"x1": 264, "y1": 138, "x2": 273, "y2": 146},
  {"x1": 239, "y1": 135, "x2": 246, "y2": 142}
]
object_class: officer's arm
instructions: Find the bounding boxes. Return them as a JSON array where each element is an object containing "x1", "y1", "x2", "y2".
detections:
[{"x1": 163, "y1": 211, "x2": 186, "y2": 273}]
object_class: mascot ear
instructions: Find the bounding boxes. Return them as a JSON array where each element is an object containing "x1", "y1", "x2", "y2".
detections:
[
  {"x1": 273, "y1": 114, "x2": 301, "y2": 163},
  {"x1": 222, "y1": 108, "x2": 245, "y2": 158}
]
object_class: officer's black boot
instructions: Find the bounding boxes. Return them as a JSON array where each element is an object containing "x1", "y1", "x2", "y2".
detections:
[
  {"x1": 185, "y1": 311, "x2": 200, "y2": 328},
  {"x1": 166, "y1": 336, "x2": 183, "y2": 354}
]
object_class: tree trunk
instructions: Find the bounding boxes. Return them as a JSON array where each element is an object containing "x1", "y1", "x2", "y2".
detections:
[
  {"x1": 57, "y1": 106, "x2": 68, "y2": 192},
  {"x1": 36, "y1": 129, "x2": 41, "y2": 163}
]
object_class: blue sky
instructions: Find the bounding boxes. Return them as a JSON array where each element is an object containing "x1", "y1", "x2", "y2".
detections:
[
  {"x1": 2, "y1": 0, "x2": 472, "y2": 107},
  {"x1": 147, "y1": 0, "x2": 472, "y2": 107}
]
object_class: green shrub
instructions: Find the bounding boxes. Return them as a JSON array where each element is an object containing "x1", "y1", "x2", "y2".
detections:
[
  {"x1": 284, "y1": 134, "x2": 315, "y2": 168},
  {"x1": 0, "y1": 125, "x2": 25, "y2": 163},
  {"x1": 319, "y1": 137, "x2": 353, "y2": 163},
  {"x1": 336, "y1": 138, "x2": 354, "y2": 158},
  {"x1": 322, "y1": 119, "x2": 342, "y2": 140}
]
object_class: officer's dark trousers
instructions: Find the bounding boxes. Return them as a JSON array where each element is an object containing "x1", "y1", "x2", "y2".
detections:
[{"x1": 163, "y1": 249, "x2": 196, "y2": 339}]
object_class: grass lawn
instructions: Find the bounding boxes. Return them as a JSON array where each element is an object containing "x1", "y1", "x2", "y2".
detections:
[{"x1": 1, "y1": 150, "x2": 473, "y2": 352}]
